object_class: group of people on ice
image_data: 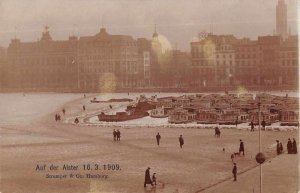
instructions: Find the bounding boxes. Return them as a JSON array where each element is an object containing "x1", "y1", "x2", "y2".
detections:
[
  {"x1": 144, "y1": 167, "x2": 157, "y2": 188},
  {"x1": 54, "y1": 108, "x2": 66, "y2": 121},
  {"x1": 286, "y1": 138, "x2": 297, "y2": 154},
  {"x1": 276, "y1": 138, "x2": 297, "y2": 155},
  {"x1": 155, "y1": 132, "x2": 184, "y2": 148},
  {"x1": 113, "y1": 129, "x2": 121, "y2": 141}
]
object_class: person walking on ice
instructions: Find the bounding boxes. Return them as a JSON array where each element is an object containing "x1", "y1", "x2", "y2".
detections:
[
  {"x1": 179, "y1": 135, "x2": 184, "y2": 148},
  {"x1": 152, "y1": 173, "x2": 157, "y2": 186},
  {"x1": 239, "y1": 139, "x2": 245, "y2": 156},
  {"x1": 113, "y1": 129, "x2": 117, "y2": 142},
  {"x1": 232, "y1": 163, "x2": 237, "y2": 181},
  {"x1": 156, "y1": 132, "x2": 161, "y2": 146},
  {"x1": 116, "y1": 130, "x2": 121, "y2": 141},
  {"x1": 144, "y1": 167, "x2": 153, "y2": 187},
  {"x1": 250, "y1": 120, "x2": 254, "y2": 132}
]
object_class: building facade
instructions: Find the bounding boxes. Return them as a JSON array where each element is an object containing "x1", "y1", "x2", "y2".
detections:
[
  {"x1": 4, "y1": 27, "x2": 157, "y2": 92},
  {"x1": 278, "y1": 35, "x2": 298, "y2": 86},
  {"x1": 190, "y1": 34, "x2": 298, "y2": 89},
  {"x1": 234, "y1": 38, "x2": 261, "y2": 86},
  {"x1": 6, "y1": 27, "x2": 78, "y2": 91},
  {"x1": 0, "y1": 47, "x2": 7, "y2": 90},
  {"x1": 77, "y1": 28, "x2": 140, "y2": 91}
]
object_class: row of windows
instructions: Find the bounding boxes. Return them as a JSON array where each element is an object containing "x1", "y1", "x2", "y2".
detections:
[
  {"x1": 279, "y1": 52, "x2": 297, "y2": 58},
  {"x1": 216, "y1": 61, "x2": 233, "y2": 65},
  {"x1": 80, "y1": 41, "x2": 137, "y2": 48},
  {"x1": 13, "y1": 57, "x2": 74, "y2": 65},
  {"x1": 216, "y1": 54, "x2": 233, "y2": 59},
  {"x1": 281, "y1": 60, "x2": 297, "y2": 66}
]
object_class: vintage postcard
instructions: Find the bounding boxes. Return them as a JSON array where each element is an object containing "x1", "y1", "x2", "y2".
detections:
[{"x1": 0, "y1": 0, "x2": 298, "y2": 193}]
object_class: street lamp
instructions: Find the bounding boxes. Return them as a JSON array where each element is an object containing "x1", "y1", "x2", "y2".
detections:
[{"x1": 255, "y1": 98, "x2": 265, "y2": 193}]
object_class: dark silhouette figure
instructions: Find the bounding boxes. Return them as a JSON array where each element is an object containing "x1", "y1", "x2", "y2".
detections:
[
  {"x1": 57, "y1": 114, "x2": 61, "y2": 121},
  {"x1": 109, "y1": 105, "x2": 112, "y2": 109},
  {"x1": 152, "y1": 173, "x2": 157, "y2": 186},
  {"x1": 250, "y1": 121, "x2": 254, "y2": 132},
  {"x1": 74, "y1": 117, "x2": 79, "y2": 124},
  {"x1": 279, "y1": 142, "x2": 283, "y2": 154},
  {"x1": 55, "y1": 114, "x2": 58, "y2": 121},
  {"x1": 232, "y1": 163, "x2": 237, "y2": 181},
  {"x1": 276, "y1": 140, "x2": 281, "y2": 155},
  {"x1": 113, "y1": 129, "x2": 117, "y2": 141},
  {"x1": 287, "y1": 138, "x2": 292, "y2": 154},
  {"x1": 179, "y1": 135, "x2": 184, "y2": 148},
  {"x1": 156, "y1": 133, "x2": 161, "y2": 146},
  {"x1": 144, "y1": 167, "x2": 153, "y2": 187},
  {"x1": 62, "y1": 108, "x2": 66, "y2": 115},
  {"x1": 83, "y1": 105, "x2": 86, "y2": 111},
  {"x1": 292, "y1": 138, "x2": 297, "y2": 154},
  {"x1": 215, "y1": 127, "x2": 221, "y2": 138},
  {"x1": 116, "y1": 130, "x2": 121, "y2": 141},
  {"x1": 261, "y1": 119, "x2": 266, "y2": 130},
  {"x1": 239, "y1": 139, "x2": 245, "y2": 156}
]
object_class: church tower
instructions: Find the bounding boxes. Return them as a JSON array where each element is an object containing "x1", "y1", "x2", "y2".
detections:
[
  {"x1": 151, "y1": 24, "x2": 162, "y2": 55},
  {"x1": 276, "y1": 0, "x2": 288, "y2": 39}
]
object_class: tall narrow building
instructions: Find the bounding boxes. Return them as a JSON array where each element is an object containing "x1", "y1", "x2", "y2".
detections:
[{"x1": 276, "y1": 0, "x2": 288, "y2": 39}]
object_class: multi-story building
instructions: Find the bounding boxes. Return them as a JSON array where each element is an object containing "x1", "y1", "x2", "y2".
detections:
[
  {"x1": 163, "y1": 49, "x2": 191, "y2": 87},
  {"x1": 6, "y1": 27, "x2": 78, "y2": 91},
  {"x1": 77, "y1": 27, "x2": 140, "y2": 91},
  {"x1": 190, "y1": 34, "x2": 217, "y2": 87},
  {"x1": 278, "y1": 35, "x2": 298, "y2": 86},
  {"x1": 5, "y1": 27, "x2": 159, "y2": 92},
  {"x1": 258, "y1": 36, "x2": 282, "y2": 87},
  {"x1": 214, "y1": 35, "x2": 237, "y2": 86},
  {"x1": 137, "y1": 38, "x2": 154, "y2": 87},
  {"x1": 191, "y1": 34, "x2": 298, "y2": 89},
  {"x1": 0, "y1": 47, "x2": 7, "y2": 90},
  {"x1": 234, "y1": 38, "x2": 261, "y2": 86},
  {"x1": 191, "y1": 34, "x2": 237, "y2": 87}
]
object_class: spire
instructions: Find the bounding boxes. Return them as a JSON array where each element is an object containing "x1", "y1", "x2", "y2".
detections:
[
  {"x1": 72, "y1": 24, "x2": 76, "y2": 36},
  {"x1": 14, "y1": 26, "x2": 17, "y2": 39},
  {"x1": 152, "y1": 24, "x2": 158, "y2": 38},
  {"x1": 44, "y1": 25, "x2": 49, "y2": 32},
  {"x1": 101, "y1": 15, "x2": 104, "y2": 28},
  {"x1": 41, "y1": 25, "x2": 52, "y2": 41}
]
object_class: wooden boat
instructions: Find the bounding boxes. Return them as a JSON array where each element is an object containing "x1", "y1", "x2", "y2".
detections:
[{"x1": 98, "y1": 112, "x2": 148, "y2": 122}]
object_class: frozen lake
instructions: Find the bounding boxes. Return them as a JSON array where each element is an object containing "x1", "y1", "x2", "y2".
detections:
[
  {"x1": 0, "y1": 93, "x2": 81, "y2": 126},
  {"x1": 0, "y1": 91, "x2": 298, "y2": 193}
]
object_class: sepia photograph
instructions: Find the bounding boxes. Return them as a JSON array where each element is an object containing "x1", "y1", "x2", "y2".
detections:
[{"x1": 0, "y1": 0, "x2": 299, "y2": 193}]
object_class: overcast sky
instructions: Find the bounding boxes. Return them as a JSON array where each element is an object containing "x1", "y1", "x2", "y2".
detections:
[{"x1": 0, "y1": 0, "x2": 298, "y2": 50}]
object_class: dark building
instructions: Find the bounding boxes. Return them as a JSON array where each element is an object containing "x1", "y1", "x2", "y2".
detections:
[
  {"x1": 6, "y1": 27, "x2": 78, "y2": 92},
  {"x1": 0, "y1": 47, "x2": 7, "y2": 90},
  {"x1": 191, "y1": 34, "x2": 298, "y2": 89},
  {"x1": 234, "y1": 38, "x2": 261, "y2": 86},
  {"x1": 278, "y1": 35, "x2": 298, "y2": 86},
  {"x1": 4, "y1": 27, "x2": 159, "y2": 92}
]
